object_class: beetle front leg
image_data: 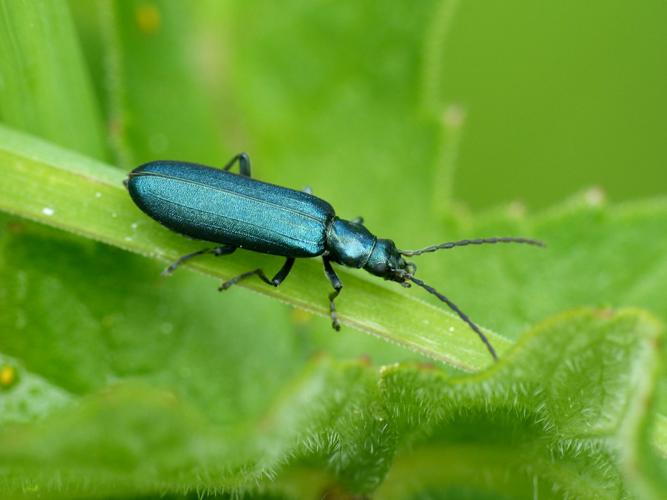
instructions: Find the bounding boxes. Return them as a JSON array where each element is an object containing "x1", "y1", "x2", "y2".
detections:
[
  {"x1": 222, "y1": 152, "x2": 252, "y2": 177},
  {"x1": 323, "y1": 258, "x2": 343, "y2": 331},
  {"x1": 219, "y1": 257, "x2": 295, "y2": 291},
  {"x1": 162, "y1": 244, "x2": 236, "y2": 276}
]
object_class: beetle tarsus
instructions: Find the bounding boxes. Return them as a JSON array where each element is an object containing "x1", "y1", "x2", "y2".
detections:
[
  {"x1": 218, "y1": 258, "x2": 295, "y2": 292},
  {"x1": 163, "y1": 245, "x2": 236, "y2": 276}
]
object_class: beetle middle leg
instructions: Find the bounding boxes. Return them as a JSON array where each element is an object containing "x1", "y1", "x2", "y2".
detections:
[
  {"x1": 219, "y1": 257, "x2": 295, "y2": 291},
  {"x1": 323, "y1": 258, "x2": 343, "y2": 331},
  {"x1": 162, "y1": 244, "x2": 236, "y2": 276},
  {"x1": 222, "y1": 152, "x2": 251, "y2": 177}
]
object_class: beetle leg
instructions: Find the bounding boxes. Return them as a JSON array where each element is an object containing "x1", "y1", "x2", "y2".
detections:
[
  {"x1": 162, "y1": 244, "x2": 236, "y2": 276},
  {"x1": 270, "y1": 257, "x2": 295, "y2": 285},
  {"x1": 219, "y1": 257, "x2": 295, "y2": 291},
  {"x1": 322, "y1": 258, "x2": 343, "y2": 331},
  {"x1": 222, "y1": 152, "x2": 252, "y2": 177}
]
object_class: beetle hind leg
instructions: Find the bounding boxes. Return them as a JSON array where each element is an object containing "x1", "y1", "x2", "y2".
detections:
[
  {"x1": 162, "y1": 244, "x2": 236, "y2": 276},
  {"x1": 219, "y1": 257, "x2": 295, "y2": 291},
  {"x1": 323, "y1": 258, "x2": 343, "y2": 331}
]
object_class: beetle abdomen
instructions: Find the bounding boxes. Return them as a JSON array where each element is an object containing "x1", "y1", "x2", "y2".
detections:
[{"x1": 127, "y1": 161, "x2": 334, "y2": 257}]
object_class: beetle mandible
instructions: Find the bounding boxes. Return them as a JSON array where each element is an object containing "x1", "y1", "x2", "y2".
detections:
[{"x1": 125, "y1": 153, "x2": 544, "y2": 360}]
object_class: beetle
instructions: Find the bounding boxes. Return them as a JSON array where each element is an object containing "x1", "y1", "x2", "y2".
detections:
[{"x1": 125, "y1": 153, "x2": 544, "y2": 360}]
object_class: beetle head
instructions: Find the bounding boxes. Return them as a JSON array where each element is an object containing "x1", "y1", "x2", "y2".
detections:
[{"x1": 363, "y1": 238, "x2": 416, "y2": 284}]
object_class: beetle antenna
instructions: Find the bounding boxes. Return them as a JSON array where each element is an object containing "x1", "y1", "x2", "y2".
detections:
[
  {"x1": 407, "y1": 275, "x2": 498, "y2": 361},
  {"x1": 400, "y1": 237, "x2": 544, "y2": 256}
]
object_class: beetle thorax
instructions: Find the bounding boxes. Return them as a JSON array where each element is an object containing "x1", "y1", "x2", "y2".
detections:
[
  {"x1": 325, "y1": 218, "x2": 410, "y2": 281},
  {"x1": 326, "y1": 218, "x2": 377, "y2": 268}
]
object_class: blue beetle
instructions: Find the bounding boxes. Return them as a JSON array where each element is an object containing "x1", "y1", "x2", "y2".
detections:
[{"x1": 126, "y1": 153, "x2": 543, "y2": 360}]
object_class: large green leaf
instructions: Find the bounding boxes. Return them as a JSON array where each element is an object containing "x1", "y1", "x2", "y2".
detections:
[
  {"x1": 0, "y1": 301, "x2": 663, "y2": 498},
  {"x1": 376, "y1": 309, "x2": 665, "y2": 499},
  {"x1": 424, "y1": 196, "x2": 667, "y2": 343}
]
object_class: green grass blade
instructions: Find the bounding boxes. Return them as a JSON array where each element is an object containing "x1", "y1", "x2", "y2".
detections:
[{"x1": 0, "y1": 124, "x2": 509, "y2": 370}]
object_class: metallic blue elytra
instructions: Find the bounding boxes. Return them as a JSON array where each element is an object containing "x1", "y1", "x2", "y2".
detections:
[
  {"x1": 126, "y1": 153, "x2": 544, "y2": 361},
  {"x1": 128, "y1": 161, "x2": 333, "y2": 258}
]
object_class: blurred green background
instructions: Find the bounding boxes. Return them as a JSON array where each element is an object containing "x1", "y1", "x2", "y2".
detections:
[
  {"x1": 444, "y1": 0, "x2": 666, "y2": 209},
  {"x1": 70, "y1": 0, "x2": 667, "y2": 212}
]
